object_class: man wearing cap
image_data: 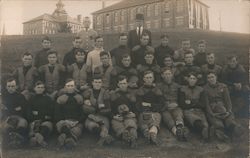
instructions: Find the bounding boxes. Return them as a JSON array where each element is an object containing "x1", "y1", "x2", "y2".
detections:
[
  {"x1": 77, "y1": 16, "x2": 98, "y2": 53},
  {"x1": 128, "y1": 13, "x2": 152, "y2": 51}
]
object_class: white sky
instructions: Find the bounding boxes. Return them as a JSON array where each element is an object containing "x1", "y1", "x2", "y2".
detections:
[{"x1": 0, "y1": 0, "x2": 249, "y2": 35}]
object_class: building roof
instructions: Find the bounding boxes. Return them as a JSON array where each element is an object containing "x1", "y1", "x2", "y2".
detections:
[
  {"x1": 23, "y1": 13, "x2": 57, "y2": 24},
  {"x1": 92, "y1": 0, "x2": 209, "y2": 14}
]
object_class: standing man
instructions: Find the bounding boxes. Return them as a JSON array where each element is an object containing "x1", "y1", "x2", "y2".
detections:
[
  {"x1": 194, "y1": 40, "x2": 207, "y2": 67},
  {"x1": 62, "y1": 36, "x2": 83, "y2": 67},
  {"x1": 77, "y1": 16, "x2": 98, "y2": 53},
  {"x1": 110, "y1": 33, "x2": 130, "y2": 67},
  {"x1": 128, "y1": 13, "x2": 152, "y2": 51},
  {"x1": 34, "y1": 36, "x2": 52, "y2": 68}
]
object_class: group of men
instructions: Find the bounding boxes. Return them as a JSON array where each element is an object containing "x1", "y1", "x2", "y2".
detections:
[{"x1": 1, "y1": 14, "x2": 249, "y2": 150}]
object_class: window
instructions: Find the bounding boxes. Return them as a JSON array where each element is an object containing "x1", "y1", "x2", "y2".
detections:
[
  {"x1": 114, "y1": 11, "x2": 119, "y2": 23},
  {"x1": 121, "y1": 10, "x2": 126, "y2": 22},
  {"x1": 145, "y1": 21, "x2": 151, "y2": 29},
  {"x1": 136, "y1": 6, "x2": 143, "y2": 14},
  {"x1": 146, "y1": 5, "x2": 151, "y2": 17},
  {"x1": 164, "y1": 2, "x2": 170, "y2": 13},
  {"x1": 154, "y1": 3, "x2": 160, "y2": 16},
  {"x1": 97, "y1": 15, "x2": 102, "y2": 25},
  {"x1": 176, "y1": 0, "x2": 184, "y2": 13},
  {"x1": 154, "y1": 20, "x2": 160, "y2": 28},
  {"x1": 164, "y1": 18, "x2": 170, "y2": 27},
  {"x1": 130, "y1": 8, "x2": 136, "y2": 20},
  {"x1": 176, "y1": 16, "x2": 184, "y2": 25},
  {"x1": 106, "y1": 13, "x2": 110, "y2": 24}
]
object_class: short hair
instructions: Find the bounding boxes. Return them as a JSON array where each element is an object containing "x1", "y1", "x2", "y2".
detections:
[
  {"x1": 22, "y1": 51, "x2": 33, "y2": 58},
  {"x1": 184, "y1": 50, "x2": 194, "y2": 57},
  {"x1": 117, "y1": 75, "x2": 128, "y2": 83},
  {"x1": 121, "y1": 53, "x2": 131, "y2": 59},
  {"x1": 34, "y1": 81, "x2": 45, "y2": 87},
  {"x1": 227, "y1": 55, "x2": 237, "y2": 61},
  {"x1": 143, "y1": 70, "x2": 154, "y2": 77},
  {"x1": 42, "y1": 36, "x2": 51, "y2": 42},
  {"x1": 145, "y1": 49, "x2": 154, "y2": 55},
  {"x1": 198, "y1": 40, "x2": 206, "y2": 45},
  {"x1": 74, "y1": 48, "x2": 86, "y2": 55},
  {"x1": 207, "y1": 71, "x2": 217, "y2": 77},
  {"x1": 206, "y1": 52, "x2": 214, "y2": 56},
  {"x1": 161, "y1": 67, "x2": 173, "y2": 74},
  {"x1": 163, "y1": 54, "x2": 173, "y2": 60},
  {"x1": 73, "y1": 36, "x2": 81, "y2": 41},
  {"x1": 141, "y1": 33, "x2": 149, "y2": 39},
  {"x1": 160, "y1": 33, "x2": 169, "y2": 39},
  {"x1": 119, "y1": 33, "x2": 127, "y2": 37},
  {"x1": 187, "y1": 72, "x2": 198, "y2": 78},
  {"x1": 65, "y1": 78, "x2": 75, "y2": 85},
  {"x1": 6, "y1": 78, "x2": 16, "y2": 85},
  {"x1": 94, "y1": 35, "x2": 103, "y2": 42},
  {"x1": 182, "y1": 38, "x2": 190, "y2": 42},
  {"x1": 100, "y1": 51, "x2": 110, "y2": 57},
  {"x1": 47, "y1": 49, "x2": 57, "y2": 56},
  {"x1": 92, "y1": 74, "x2": 102, "y2": 81}
]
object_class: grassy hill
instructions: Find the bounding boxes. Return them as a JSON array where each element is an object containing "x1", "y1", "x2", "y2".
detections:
[{"x1": 1, "y1": 29, "x2": 249, "y2": 74}]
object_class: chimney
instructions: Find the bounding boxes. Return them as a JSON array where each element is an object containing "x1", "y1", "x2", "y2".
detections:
[{"x1": 77, "y1": 15, "x2": 82, "y2": 23}]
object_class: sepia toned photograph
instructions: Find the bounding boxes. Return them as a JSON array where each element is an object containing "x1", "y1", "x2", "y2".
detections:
[{"x1": 0, "y1": 0, "x2": 249, "y2": 157}]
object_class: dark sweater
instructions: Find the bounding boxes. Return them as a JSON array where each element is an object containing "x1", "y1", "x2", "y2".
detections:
[
  {"x1": 154, "y1": 45, "x2": 174, "y2": 67},
  {"x1": 27, "y1": 94, "x2": 54, "y2": 122}
]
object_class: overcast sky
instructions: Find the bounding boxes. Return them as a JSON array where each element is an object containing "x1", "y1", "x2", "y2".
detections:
[{"x1": 0, "y1": 0, "x2": 249, "y2": 35}]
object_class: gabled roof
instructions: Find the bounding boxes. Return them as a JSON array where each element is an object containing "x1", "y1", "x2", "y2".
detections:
[
  {"x1": 23, "y1": 13, "x2": 57, "y2": 24},
  {"x1": 92, "y1": 0, "x2": 163, "y2": 14},
  {"x1": 92, "y1": 0, "x2": 209, "y2": 15}
]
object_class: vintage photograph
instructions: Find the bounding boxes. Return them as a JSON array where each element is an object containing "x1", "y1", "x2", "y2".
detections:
[{"x1": 0, "y1": 0, "x2": 249, "y2": 157}]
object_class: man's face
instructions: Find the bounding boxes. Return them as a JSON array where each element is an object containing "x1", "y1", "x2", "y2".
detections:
[
  {"x1": 121, "y1": 57, "x2": 131, "y2": 67},
  {"x1": 48, "y1": 53, "x2": 57, "y2": 65},
  {"x1": 73, "y1": 39, "x2": 82, "y2": 48},
  {"x1": 119, "y1": 35, "x2": 128, "y2": 46},
  {"x1": 207, "y1": 73, "x2": 217, "y2": 85},
  {"x1": 117, "y1": 79, "x2": 128, "y2": 91},
  {"x1": 143, "y1": 73, "x2": 154, "y2": 85},
  {"x1": 83, "y1": 18, "x2": 91, "y2": 28},
  {"x1": 75, "y1": 52, "x2": 85, "y2": 63},
  {"x1": 6, "y1": 80, "x2": 17, "y2": 94},
  {"x1": 100, "y1": 55, "x2": 110, "y2": 66},
  {"x1": 198, "y1": 43, "x2": 206, "y2": 53},
  {"x1": 188, "y1": 75, "x2": 197, "y2": 87},
  {"x1": 95, "y1": 38, "x2": 104, "y2": 48},
  {"x1": 42, "y1": 40, "x2": 51, "y2": 49},
  {"x1": 92, "y1": 79, "x2": 102, "y2": 90},
  {"x1": 182, "y1": 40, "x2": 191, "y2": 50},
  {"x1": 140, "y1": 35, "x2": 149, "y2": 46},
  {"x1": 163, "y1": 57, "x2": 173, "y2": 67},
  {"x1": 65, "y1": 81, "x2": 76, "y2": 94},
  {"x1": 161, "y1": 37, "x2": 169, "y2": 47},
  {"x1": 162, "y1": 70, "x2": 173, "y2": 82},
  {"x1": 22, "y1": 55, "x2": 33, "y2": 67},
  {"x1": 207, "y1": 54, "x2": 215, "y2": 65},
  {"x1": 184, "y1": 53, "x2": 194, "y2": 64},
  {"x1": 144, "y1": 54, "x2": 154, "y2": 64},
  {"x1": 34, "y1": 84, "x2": 45, "y2": 94},
  {"x1": 228, "y1": 57, "x2": 238, "y2": 68}
]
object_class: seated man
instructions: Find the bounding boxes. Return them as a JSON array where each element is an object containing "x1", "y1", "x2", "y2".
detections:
[
  {"x1": 82, "y1": 75, "x2": 113, "y2": 146},
  {"x1": 110, "y1": 75, "x2": 137, "y2": 148},
  {"x1": 54, "y1": 79, "x2": 84, "y2": 149},
  {"x1": 204, "y1": 72, "x2": 244, "y2": 142},
  {"x1": 27, "y1": 81, "x2": 54, "y2": 147},
  {"x1": 221, "y1": 55, "x2": 249, "y2": 117},
  {"x1": 179, "y1": 72, "x2": 209, "y2": 142},
  {"x1": 136, "y1": 71, "x2": 164, "y2": 145},
  {"x1": 93, "y1": 51, "x2": 113, "y2": 90},
  {"x1": 2, "y1": 78, "x2": 28, "y2": 148},
  {"x1": 157, "y1": 68, "x2": 187, "y2": 141},
  {"x1": 11, "y1": 52, "x2": 38, "y2": 100},
  {"x1": 136, "y1": 50, "x2": 161, "y2": 84},
  {"x1": 110, "y1": 54, "x2": 139, "y2": 90},
  {"x1": 67, "y1": 48, "x2": 91, "y2": 92}
]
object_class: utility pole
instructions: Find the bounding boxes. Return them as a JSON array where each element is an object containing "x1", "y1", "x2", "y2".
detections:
[{"x1": 219, "y1": 10, "x2": 222, "y2": 32}]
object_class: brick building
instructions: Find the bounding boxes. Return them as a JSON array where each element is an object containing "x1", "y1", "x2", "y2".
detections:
[
  {"x1": 23, "y1": 0, "x2": 83, "y2": 35},
  {"x1": 92, "y1": 0, "x2": 209, "y2": 34}
]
